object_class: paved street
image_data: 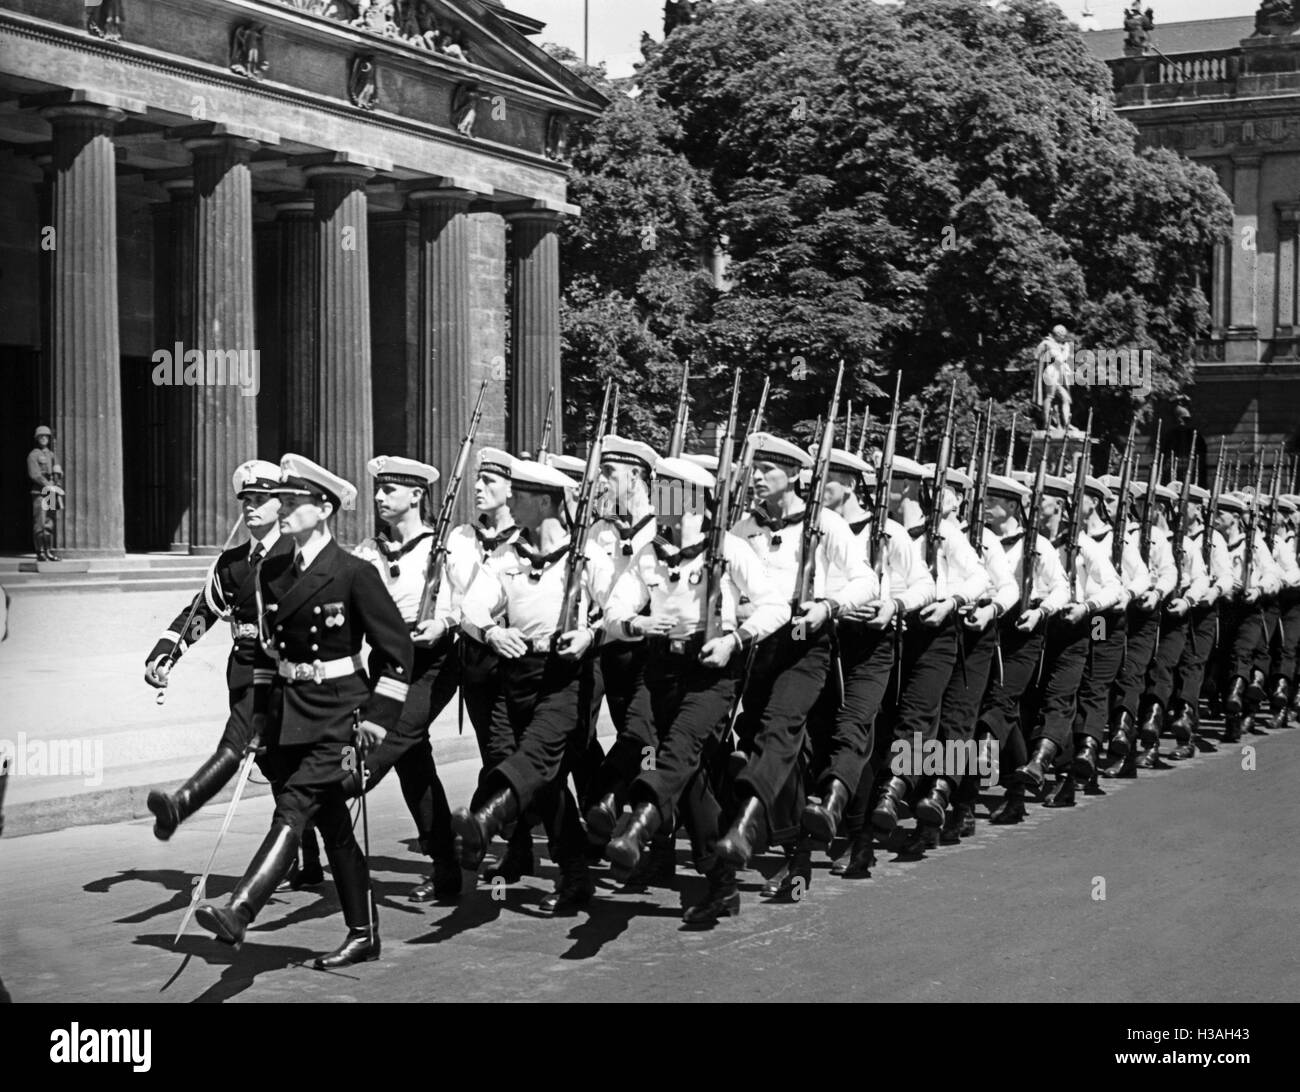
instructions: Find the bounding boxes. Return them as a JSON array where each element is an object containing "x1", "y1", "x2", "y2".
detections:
[{"x1": 3, "y1": 717, "x2": 1297, "y2": 1003}]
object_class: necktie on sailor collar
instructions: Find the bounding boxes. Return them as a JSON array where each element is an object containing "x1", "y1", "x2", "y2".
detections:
[
  {"x1": 377, "y1": 529, "x2": 435, "y2": 578},
  {"x1": 752, "y1": 507, "x2": 805, "y2": 548},
  {"x1": 514, "y1": 531, "x2": 571, "y2": 581}
]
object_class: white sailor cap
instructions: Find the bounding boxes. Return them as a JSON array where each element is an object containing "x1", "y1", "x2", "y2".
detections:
[
  {"x1": 828, "y1": 448, "x2": 874, "y2": 482},
  {"x1": 889, "y1": 455, "x2": 927, "y2": 480},
  {"x1": 1153, "y1": 482, "x2": 1178, "y2": 503},
  {"x1": 476, "y1": 447, "x2": 513, "y2": 480},
  {"x1": 923, "y1": 462, "x2": 972, "y2": 490},
  {"x1": 1279, "y1": 493, "x2": 1300, "y2": 509},
  {"x1": 601, "y1": 434, "x2": 660, "y2": 473},
  {"x1": 1126, "y1": 480, "x2": 1150, "y2": 497},
  {"x1": 276, "y1": 453, "x2": 358, "y2": 511},
  {"x1": 544, "y1": 452, "x2": 587, "y2": 479},
  {"x1": 1098, "y1": 474, "x2": 1123, "y2": 493},
  {"x1": 1041, "y1": 474, "x2": 1072, "y2": 500},
  {"x1": 1277, "y1": 495, "x2": 1298, "y2": 514},
  {"x1": 749, "y1": 432, "x2": 814, "y2": 471},
  {"x1": 510, "y1": 457, "x2": 580, "y2": 493},
  {"x1": 232, "y1": 459, "x2": 283, "y2": 497},
  {"x1": 986, "y1": 473, "x2": 1030, "y2": 502},
  {"x1": 367, "y1": 455, "x2": 440, "y2": 488},
  {"x1": 1217, "y1": 491, "x2": 1249, "y2": 514},
  {"x1": 682, "y1": 452, "x2": 719, "y2": 473},
  {"x1": 655, "y1": 455, "x2": 715, "y2": 491},
  {"x1": 1169, "y1": 481, "x2": 1210, "y2": 504},
  {"x1": 1078, "y1": 475, "x2": 1113, "y2": 504}
]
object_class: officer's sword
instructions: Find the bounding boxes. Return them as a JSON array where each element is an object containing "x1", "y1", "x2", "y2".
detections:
[
  {"x1": 173, "y1": 738, "x2": 260, "y2": 946},
  {"x1": 155, "y1": 515, "x2": 246, "y2": 706},
  {"x1": 354, "y1": 714, "x2": 376, "y2": 946}
]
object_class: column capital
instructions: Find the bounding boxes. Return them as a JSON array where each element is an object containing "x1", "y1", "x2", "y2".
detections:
[
  {"x1": 270, "y1": 193, "x2": 316, "y2": 217},
  {"x1": 170, "y1": 120, "x2": 281, "y2": 147},
  {"x1": 403, "y1": 175, "x2": 492, "y2": 205},
  {"x1": 500, "y1": 198, "x2": 576, "y2": 222},
  {"x1": 296, "y1": 149, "x2": 393, "y2": 175},
  {"x1": 24, "y1": 87, "x2": 146, "y2": 118}
]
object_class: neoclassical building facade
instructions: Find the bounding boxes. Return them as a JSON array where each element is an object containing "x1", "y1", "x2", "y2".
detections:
[{"x1": 0, "y1": 0, "x2": 605, "y2": 554}]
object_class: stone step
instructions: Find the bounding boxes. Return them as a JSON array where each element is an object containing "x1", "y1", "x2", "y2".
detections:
[
  {"x1": 5, "y1": 576, "x2": 206, "y2": 596},
  {"x1": 1, "y1": 553, "x2": 217, "y2": 596}
]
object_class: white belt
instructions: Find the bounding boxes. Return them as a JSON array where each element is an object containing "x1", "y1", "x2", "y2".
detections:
[
  {"x1": 277, "y1": 654, "x2": 364, "y2": 684},
  {"x1": 231, "y1": 622, "x2": 259, "y2": 641}
]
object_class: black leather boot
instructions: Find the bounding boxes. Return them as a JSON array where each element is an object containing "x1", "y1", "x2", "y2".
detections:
[
  {"x1": 1246, "y1": 669, "x2": 1268, "y2": 707},
  {"x1": 196, "y1": 822, "x2": 299, "y2": 947},
  {"x1": 899, "y1": 823, "x2": 939, "y2": 855},
  {"x1": 870, "y1": 775, "x2": 910, "y2": 835},
  {"x1": 451, "y1": 787, "x2": 519, "y2": 870},
  {"x1": 314, "y1": 879, "x2": 380, "y2": 969},
  {"x1": 1244, "y1": 712, "x2": 1267, "y2": 735},
  {"x1": 278, "y1": 823, "x2": 326, "y2": 891},
  {"x1": 914, "y1": 777, "x2": 953, "y2": 827},
  {"x1": 1100, "y1": 743, "x2": 1138, "y2": 778},
  {"x1": 716, "y1": 795, "x2": 767, "y2": 867},
  {"x1": 1221, "y1": 714, "x2": 1243, "y2": 743},
  {"x1": 1288, "y1": 688, "x2": 1300, "y2": 729},
  {"x1": 801, "y1": 776, "x2": 851, "y2": 842},
  {"x1": 1224, "y1": 675, "x2": 1246, "y2": 715},
  {"x1": 1042, "y1": 772, "x2": 1077, "y2": 808},
  {"x1": 1270, "y1": 676, "x2": 1289, "y2": 715},
  {"x1": 409, "y1": 857, "x2": 462, "y2": 903},
  {"x1": 1107, "y1": 709, "x2": 1134, "y2": 759},
  {"x1": 585, "y1": 792, "x2": 620, "y2": 848},
  {"x1": 829, "y1": 831, "x2": 876, "y2": 878},
  {"x1": 147, "y1": 747, "x2": 241, "y2": 841},
  {"x1": 605, "y1": 801, "x2": 661, "y2": 871},
  {"x1": 940, "y1": 802, "x2": 971, "y2": 845},
  {"x1": 1138, "y1": 701, "x2": 1163, "y2": 748},
  {"x1": 683, "y1": 862, "x2": 740, "y2": 926},
  {"x1": 988, "y1": 786, "x2": 1026, "y2": 824},
  {"x1": 313, "y1": 926, "x2": 380, "y2": 969},
  {"x1": 1167, "y1": 701, "x2": 1196, "y2": 759},
  {"x1": 538, "y1": 861, "x2": 595, "y2": 915},
  {"x1": 1071, "y1": 735, "x2": 1101, "y2": 779},
  {"x1": 1013, "y1": 738, "x2": 1059, "y2": 795},
  {"x1": 762, "y1": 839, "x2": 812, "y2": 901},
  {"x1": 483, "y1": 823, "x2": 535, "y2": 882}
]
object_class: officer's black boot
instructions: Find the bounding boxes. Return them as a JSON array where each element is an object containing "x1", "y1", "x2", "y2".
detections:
[
  {"x1": 716, "y1": 794, "x2": 767, "y2": 867},
  {"x1": 1107, "y1": 709, "x2": 1134, "y2": 759},
  {"x1": 1269, "y1": 677, "x2": 1290, "y2": 730},
  {"x1": 1013, "y1": 738, "x2": 1059, "y2": 796},
  {"x1": 1071, "y1": 735, "x2": 1101, "y2": 779},
  {"x1": 1246, "y1": 668, "x2": 1268, "y2": 707},
  {"x1": 762, "y1": 836, "x2": 812, "y2": 901},
  {"x1": 1224, "y1": 675, "x2": 1247, "y2": 716},
  {"x1": 147, "y1": 747, "x2": 241, "y2": 841},
  {"x1": 682, "y1": 861, "x2": 740, "y2": 926},
  {"x1": 1167, "y1": 701, "x2": 1197, "y2": 760},
  {"x1": 1042, "y1": 771, "x2": 1077, "y2": 808},
  {"x1": 314, "y1": 845, "x2": 380, "y2": 968},
  {"x1": 585, "y1": 792, "x2": 620, "y2": 848},
  {"x1": 914, "y1": 776, "x2": 954, "y2": 827},
  {"x1": 196, "y1": 822, "x2": 299, "y2": 947},
  {"x1": 830, "y1": 830, "x2": 877, "y2": 878},
  {"x1": 451, "y1": 787, "x2": 519, "y2": 870},
  {"x1": 870, "y1": 775, "x2": 910, "y2": 835},
  {"x1": 989, "y1": 785, "x2": 1026, "y2": 824},
  {"x1": 483, "y1": 822, "x2": 536, "y2": 883},
  {"x1": 605, "y1": 801, "x2": 661, "y2": 871},
  {"x1": 801, "y1": 776, "x2": 851, "y2": 842},
  {"x1": 279, "y1": 822, "x2": 327, "y2": 891}
]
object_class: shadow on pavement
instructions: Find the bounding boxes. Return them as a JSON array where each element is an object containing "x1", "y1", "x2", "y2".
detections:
[{"x1": 135, "y1": 932, "x2": 320, "y2": 1003}]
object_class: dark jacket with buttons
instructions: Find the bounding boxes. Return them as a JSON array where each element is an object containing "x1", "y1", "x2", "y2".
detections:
[
  {"x1": 252, "y1": 538, "x2": 414, "y2": 746},
  {"x1": 146, "y1": 534, "x2": 295, "y2": 691}
]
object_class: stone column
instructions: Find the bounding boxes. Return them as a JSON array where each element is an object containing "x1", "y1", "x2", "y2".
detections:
[
  {"x1": 183, "y1": 133, "x2": 263, "y2": 552},
  {"x1": 43, "y1": 100, "x2": 131, "y2": 556},
  {"x1": 507, "y1": 208, "x2": 562, "y2": 454},
  {"x1": 158, "y1": 179, "x2": 195, "y2": 551},
  {"x1": 1277, "y1": 206, "x2": 1299, "y2": 332},
  {"x1": 1227, "y1": 156, "x2": 1261, "y2": 338},
  {"x1": 306, "y1": 160, "x2": 380, "y2": 545},
  {"x1": 275, "y1": 197, "x2": 317, "y2": 456},
  {"x1": 411, "y1": 187, "x2": 474, "y2": 516}
]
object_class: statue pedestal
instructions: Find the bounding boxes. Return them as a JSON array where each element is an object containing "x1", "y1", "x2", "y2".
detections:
[{"x1": 1028, "y1": 428, "x2": 1097, "y2": 476}]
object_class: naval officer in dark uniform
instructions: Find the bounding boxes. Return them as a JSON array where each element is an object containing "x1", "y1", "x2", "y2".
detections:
[{"x1": 196, "y1": 455, "x2": 413, "y2": 969}]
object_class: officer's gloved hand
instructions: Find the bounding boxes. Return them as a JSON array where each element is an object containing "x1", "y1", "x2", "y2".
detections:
[{"x1": 144, "y1": 657, "x2": 170, "y2": 689}]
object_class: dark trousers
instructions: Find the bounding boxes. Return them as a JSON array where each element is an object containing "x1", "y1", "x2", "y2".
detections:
[
  {"x1": 885, "y1": 616, "x2": 959, "y2": 757},
  {"x1": 586, "y1": 639, "x2": 654, "y2": 810},
  {"x1": 1072, "y1": 610, "x2": 1125, "y2": 743},
  {"x1": 1271, "y1": 589, "x2": 1300, "y2": 681},
  {"x1": 219, "y1": 683, "x2": 256, "y2": 754},
  {"x1": 807, "y1": 620, "x2": 894, "y2": 791},
  {"x1": 260, "y1": 736, "x2": 370, "y2": 929},
  {"x1": 1217, "y1": 602, "x2": 1268, "y2": 690},
  {"x1": 978, "y1": 617, "x2": 1043, "y2": 771},
  {"x1": 733, "y1": 625, "x2": 830, "y2": 826},
  {"x1": 938, "y1": 622, "x2": 998, "y2": 748},
  {"x1": 1113, "y1": 604, "x2": 1161, "y2": 716},
  {"x1": 1144, "y1": 609, "x2": 1189, "y2": 711},
  {"x1": 1176, "y1": 603, "x2": 1218, "y2": 712},
  {"x1": 460, "y1": 637, "x2": 510, "y2": 788},
  {"x1": 1026, "y1": 615, "x2": 1089, "y2": 753},
  {"x1": 479, "y1": 651, "x2": 589, "y2": 867},
  {"x1": 627, "y1": 647, "x2": 735, "y2": 832},
  {"x1": 359, "y1": 637, "x2": 458, "y2": 860}
]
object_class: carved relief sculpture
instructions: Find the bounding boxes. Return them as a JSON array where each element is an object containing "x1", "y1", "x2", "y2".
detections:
[
  {"x1": 230, "y1": 23, "x2": 270, "y2": 80},
  {"x1": 351, "y1": 0, "x2": 401, "y2": 37},
  {"x1": 452, "y1": 83, "x2": 478, "y2": 137},
  {"x1": 349, "y1": 54, "x2": 379, "y2": 110},
  {"x1": 85, "y1": 0, "x2": 124, "y2": 42}
]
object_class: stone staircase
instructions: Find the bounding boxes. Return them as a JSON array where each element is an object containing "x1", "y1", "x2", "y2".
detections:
[{"x1": 0, "y1": 553, "x2": 215, "y2": 596}]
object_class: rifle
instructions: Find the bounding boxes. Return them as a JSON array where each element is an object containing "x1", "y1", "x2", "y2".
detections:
[
  {"x1": 1138, "y1": 419, "x2": 1161, "y2": 566},
  {"x1": 1203, "y1": 438, "x2": 1226, "y2": 570},
  {"x1": 704, "y1": 372, "x2": 743, "y2": 644},
  {"x1": 606, "y1": 385, "x2": 621, "y2": 434},
  {"x1": 1112, "y1": 418, "x2": 1138, "y2": 572},
  {"x1": 912, "y1": 405, "x2": 925, "y2": 461},
  {"x1": 856, "y1": 407, "x2": 871, "y2": 460},
  {"x1": 535, "y1": 386, "x2": 556, "y2": 459},
  {"x1": 1173, "y1": 446, "x2": 1194, "y2": 595},
  {"x1": 1022, "y1": 445, "x2": 1048, "y2": 612},
  {"x1": 1241, "y1": 459, "x2": 1264, "y2": 601},
  {"x1": 1266, "y1": 447, "x2": 1283, "y2": 552},
  {"x1": 794, "y1": 361, "x2": 845, "y2": 612},
  {"x1": 416, "y1": 379, "x2": 489, "y2": 624},
  {"x1": 728, "y1": 375, "x2": 770, "y2": 516},
  {"x1": 668, "y1": 363, "x2": 690, "y2": 459},
  {"x1": 1063, "y1": 410, "x2": 1093, "y2": 591},
  {"x1": 968, "y1": 400, "x2": 994, "y2": 551},
  {"x1": 924, "y1": 381, "x2": 957, "y2": 576},
  {"x1": 555, "y1": 379, "x2": 616, "y2": 639},
  {"x1": 870, "y1": 372, "x2": 903, "y2": 581},
  {"x1": 1004, "y1": 411, "x2": 1018, "y2": 476}
]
